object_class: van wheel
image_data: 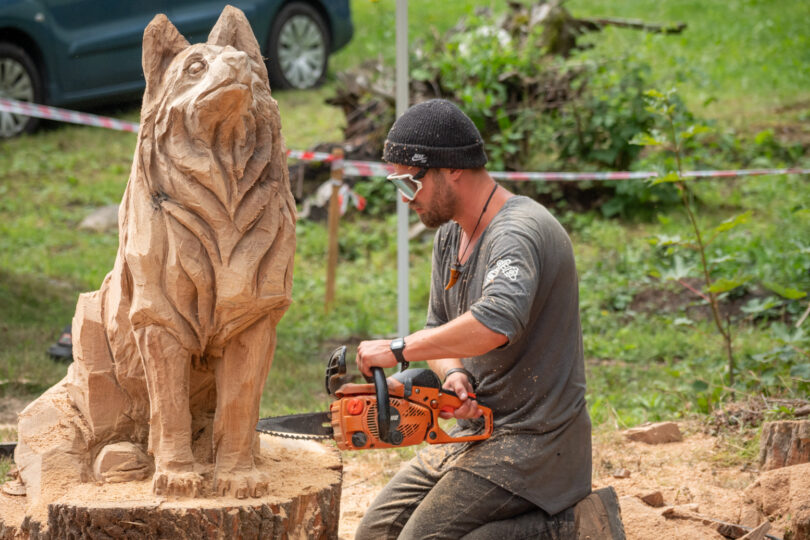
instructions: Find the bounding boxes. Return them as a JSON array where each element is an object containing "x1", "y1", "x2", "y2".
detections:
[
  {"x1": 0, "y1": 42, "x2": 43, "y2": 138},
  {"x1": 266, "y1": 2, "x2": 330, "y2": 89}
]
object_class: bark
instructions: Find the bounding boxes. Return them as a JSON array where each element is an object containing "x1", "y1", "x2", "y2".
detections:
[{"x1": 759, "y1": 420, "x2": 810, "y2": 470}]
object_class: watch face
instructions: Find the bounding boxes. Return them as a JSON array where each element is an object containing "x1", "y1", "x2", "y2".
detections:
[{"x1": 391, "y1": 338, "x2": 405, "y2": 350}]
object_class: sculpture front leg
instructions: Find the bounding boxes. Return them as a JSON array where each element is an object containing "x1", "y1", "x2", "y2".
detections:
[
  {"x1": 212, "y1": 315, "x2": 277, "y2": 498},
  {"x1": 135, "y1": 325, "x2": 202, "y2": 497}
]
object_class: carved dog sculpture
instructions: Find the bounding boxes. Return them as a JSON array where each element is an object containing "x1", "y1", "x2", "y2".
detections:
[{"x1": 16, "y1": 6, "x2": 295, "y2": 500}]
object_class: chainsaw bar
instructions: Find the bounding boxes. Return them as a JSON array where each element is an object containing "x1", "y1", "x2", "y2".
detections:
[{"x1": 256, "y1": 411, "x2": 333, "y2": 441}]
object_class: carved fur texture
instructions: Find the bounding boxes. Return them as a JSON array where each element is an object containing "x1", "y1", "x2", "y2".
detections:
[{"x1": 16, "y1": 6, "x2": 296, "y2": 501}]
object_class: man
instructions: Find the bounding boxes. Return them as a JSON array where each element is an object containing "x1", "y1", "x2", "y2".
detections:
[{"x1": 355, "y1": 99, "x2": 592, "y2": 539}]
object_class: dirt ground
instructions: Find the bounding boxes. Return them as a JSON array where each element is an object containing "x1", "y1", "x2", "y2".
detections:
[
  {"x1": 338, "y1": 421, "x2": 784, "y2": 539},
  {"x1": 0, "y1": 399, "x2": 791, "y2": 539}
]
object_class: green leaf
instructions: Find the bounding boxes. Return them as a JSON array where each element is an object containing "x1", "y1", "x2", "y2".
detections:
[
  {"x1": 661, "y1": 255, "x2": 695, "y2": 281},
  {"x1": 763, "y1": 282, "x2": 807, "y2": 300},
  {"x1": 629, "y1": 133, "x2": 664, "y2": 147},
  {"x1": 740, "y1": 296, "x2": 782, "y2": 315},
  {"x1": 673, "y1": 317, "x2": 694, "y2": 326},
  {"x1": 711, "y1": 211, "x2": 752, "y2": 235},
  {"x1": 691, "y1": 380, "x2": 709, "y2": 392},
  {"x1": 679, "y1": 124, "x2": 712, "y2": 140},
  {"x1": 790, "y1": 363, "x2": 810, "y2": 380},
  {"x1": 651, "y1": 171, "x2": 682, "y2": 185},
  {"x1": 707, "y1": 276, "x2": 751, "y2": 294},
  {"x1": 651, "y1": 234, "x2": 683, "y2": 247}
]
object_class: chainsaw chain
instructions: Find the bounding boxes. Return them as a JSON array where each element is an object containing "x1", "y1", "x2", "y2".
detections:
[{"x1": 256, "y1": 427, "x2": 333, "y2": 441}]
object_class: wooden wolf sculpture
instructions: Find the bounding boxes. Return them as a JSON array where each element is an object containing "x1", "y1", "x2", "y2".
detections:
[{"x1": 15, "y1": 6, "x2": 296, "y2": 501}]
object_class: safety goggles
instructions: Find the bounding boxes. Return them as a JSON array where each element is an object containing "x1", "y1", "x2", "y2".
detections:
[{"x1": 386, "y1": 168, "x2": 429, "y2": 201}]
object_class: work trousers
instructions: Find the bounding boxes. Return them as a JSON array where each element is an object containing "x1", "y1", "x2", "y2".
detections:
[{"x1": 354, "y1": 455, "x2": 576, "y2": 540}]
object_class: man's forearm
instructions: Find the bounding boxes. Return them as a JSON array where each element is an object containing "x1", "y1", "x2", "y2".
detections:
[
  {"x1": 406, "y1": 312, "x2": 507, "y2": 363},
  {"x1": 355, "y1": 312, "x2": 507, "y2": 378}
]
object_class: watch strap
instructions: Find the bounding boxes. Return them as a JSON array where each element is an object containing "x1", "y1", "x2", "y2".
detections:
[
  {"x1": 390, "y1": 338, "x2": 408, "y2": 369},
  {"x1": 443, "y1": 367, "x2": 477, "y2": 390}
]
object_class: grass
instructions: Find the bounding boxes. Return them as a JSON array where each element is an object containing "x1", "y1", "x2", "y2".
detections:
[
  {"x1": 331, "y1": 0, "x2": 810, "y2": 130},
  {"x1": 1, "y1": 0, "x2": 809, "y2": 482}
]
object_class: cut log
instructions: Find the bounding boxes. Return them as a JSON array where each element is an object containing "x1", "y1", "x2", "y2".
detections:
[
  {"x1": 0, "y1": 436, "x2": 342, "y2": 540},
  {"x1": 759, "y1": 420, "x2": 810, "y2": 470}
]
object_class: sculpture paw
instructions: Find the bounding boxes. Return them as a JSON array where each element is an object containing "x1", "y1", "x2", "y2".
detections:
[
  {"x1": 152, "y1": 470, "x2": 203, "y2": 497},
  {"x1": 214, "y1": 468, "x2": 269, "y2": 499}
]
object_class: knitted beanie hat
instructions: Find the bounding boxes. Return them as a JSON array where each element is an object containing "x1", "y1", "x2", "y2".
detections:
[{"x1": 383, "y1": 99, "x2": 488, "y2": 169}]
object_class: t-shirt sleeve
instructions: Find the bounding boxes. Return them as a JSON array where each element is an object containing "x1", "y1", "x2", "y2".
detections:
[
  {"x1": 425, "y1": 231, "x2": 449, "y2": 329},
  {"x1": 470, "y1": 226, "x2": 542, "y2": 343}
]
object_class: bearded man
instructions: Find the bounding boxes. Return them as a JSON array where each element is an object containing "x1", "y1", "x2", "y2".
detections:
[{"x1": 354, "y1": 99, "x2": 593, "y2": 539}]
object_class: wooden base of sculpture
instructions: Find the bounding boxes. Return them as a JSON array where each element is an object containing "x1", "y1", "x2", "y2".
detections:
[{"x1": 0, "y1": 436, "x2": 341, "y2": 540}]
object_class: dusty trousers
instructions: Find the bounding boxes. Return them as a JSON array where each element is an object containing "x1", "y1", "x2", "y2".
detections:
[{"x1": 354, "y1": 455, "x2": 576, "y2": 539}]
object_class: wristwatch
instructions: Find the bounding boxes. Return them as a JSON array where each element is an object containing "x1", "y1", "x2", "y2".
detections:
[{"x1": 390, "y1": 337, "x2": 408, "y2": 369}]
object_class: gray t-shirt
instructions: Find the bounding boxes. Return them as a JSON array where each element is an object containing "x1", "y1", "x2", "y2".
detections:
[{"x1": 419, "y1": 195, "x2": 591, "y2": 515}]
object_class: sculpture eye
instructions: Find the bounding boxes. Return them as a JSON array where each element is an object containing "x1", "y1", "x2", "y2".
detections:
[{"x1": 187, "y1": 60, "x2": 206, "y2": 75}]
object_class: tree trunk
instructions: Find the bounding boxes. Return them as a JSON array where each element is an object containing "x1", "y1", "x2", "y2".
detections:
[{"x1": 759, "y1": 420, "x2": 810, "y2": 471}]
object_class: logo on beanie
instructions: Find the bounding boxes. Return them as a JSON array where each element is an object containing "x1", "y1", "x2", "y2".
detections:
[{"x1": 412, "y1": 153, "x2": 427, "y2": 163}]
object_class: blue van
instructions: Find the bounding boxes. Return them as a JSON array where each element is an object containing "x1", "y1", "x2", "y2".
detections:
[{"x1": 0, "y1": 0, "x2": 353, "y2": 137}]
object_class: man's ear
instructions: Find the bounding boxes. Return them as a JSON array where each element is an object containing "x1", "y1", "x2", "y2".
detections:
[
  {"x1": 445, "y1": 169, "x2": 465, "y2": 183},
  {"x1": 142, "y1": 14, "x2": 189, "y2": 98}
]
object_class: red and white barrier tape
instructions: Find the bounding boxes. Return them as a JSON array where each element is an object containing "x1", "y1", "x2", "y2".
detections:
[
  {"x1": 3, "y1": 98, "x2": 808, "y2": 181},
  {"x1": 0, "y1": 98, "x2": 139, "y2": 133}
]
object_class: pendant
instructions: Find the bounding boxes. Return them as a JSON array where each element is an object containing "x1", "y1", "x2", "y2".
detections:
[{"x1": 445, "y1": 266, "x2": 461, "y2": 290}]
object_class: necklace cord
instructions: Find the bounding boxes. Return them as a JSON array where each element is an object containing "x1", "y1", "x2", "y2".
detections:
[{"x1": 457, "y1": 182, "x2": 498, "y2": 266}]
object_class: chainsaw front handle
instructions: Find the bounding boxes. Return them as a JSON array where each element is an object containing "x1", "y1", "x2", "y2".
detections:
[{"x1": 432, "y1": 392, "x2": 494, "y2": 444}]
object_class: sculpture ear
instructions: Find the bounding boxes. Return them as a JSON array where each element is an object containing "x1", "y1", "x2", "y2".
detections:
[
  {"x1": 142, "y1": 14, "x2": 189, "y2": 94},
  {"x1": 207, "y1": 5, "x2": 264, "y2": 68}
]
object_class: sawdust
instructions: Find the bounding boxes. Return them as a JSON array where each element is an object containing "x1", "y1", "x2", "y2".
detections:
[
  {"x1": 1, "y1": 434, "x2": 341, "y2": 534},
  {"x1": 58, "y1": 435, "x2": 340, "y2": 506},
  {"x1": 337, "y1": 421, "x2": 784, "y2": 540}
]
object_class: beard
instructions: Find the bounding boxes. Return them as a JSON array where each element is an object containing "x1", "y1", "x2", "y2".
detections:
[{"x1": 414, "y1": 170, "x2": 457, "y2": 228}]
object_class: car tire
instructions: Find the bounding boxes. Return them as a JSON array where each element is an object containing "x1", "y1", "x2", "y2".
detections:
[
  {"x1": 266, "y1": 2, "x2": 330, "y2": 90},
  {"x1": 0, "y1": 42, "x2": 43, "y2": 138}
]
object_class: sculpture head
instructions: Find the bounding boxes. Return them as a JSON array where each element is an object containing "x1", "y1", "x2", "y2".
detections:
[{"x1": 139, "y1": 6, "x2": 280, "y2": 209}]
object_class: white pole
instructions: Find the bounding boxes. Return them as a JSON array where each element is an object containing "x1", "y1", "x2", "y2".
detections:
[{"x1": 395, "y1": 0, "x2": 409, "y2": 337}]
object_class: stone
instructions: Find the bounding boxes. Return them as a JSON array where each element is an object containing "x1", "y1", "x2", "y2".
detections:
[
  {"x1": 623, "y1": 422, "x2": 683, "y2": 444},
  {"x1": 639, "y1": 490, "x2": 664, "y2": 507},
  {"x1": 78, "y1": 205, "x2": 119, "y2": 232},
  {"x1": 93, "y1": 442, "x2": 151, "y2": 483},
  {"x1": 612, "y1": 468, "x2": 631, "y2": 479}
]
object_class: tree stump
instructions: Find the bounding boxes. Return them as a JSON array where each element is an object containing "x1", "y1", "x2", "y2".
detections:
[
  {"x1": 1, "y1": 436, "x2": 342, "y2": 539},
  {"x1": 759, "y1": 420, "x2": 810, "y2": 470}
]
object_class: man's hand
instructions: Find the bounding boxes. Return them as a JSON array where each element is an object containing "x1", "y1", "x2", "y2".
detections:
[
  {"x1": 441, "y1": 371, "x2": 483, "y2": 420},
  {"x1": 355, "y1": 339, "x2": 398, "y2": 378}
]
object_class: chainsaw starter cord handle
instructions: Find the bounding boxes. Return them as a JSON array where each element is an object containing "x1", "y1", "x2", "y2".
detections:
[{"x1": 372, "y1": 366, "x2": 391, "y2": 443}]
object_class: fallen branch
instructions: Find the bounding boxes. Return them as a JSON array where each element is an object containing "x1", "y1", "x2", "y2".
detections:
[
  {"x1": 585, "y1": 17, "x2": 687, "y2": 34},
  {"x1": 661, "y1": 507, "x2": 782, "y2": 540}
]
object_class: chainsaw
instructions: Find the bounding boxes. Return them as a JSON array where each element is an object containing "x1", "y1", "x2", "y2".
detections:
[{"x1": 256, "y1": 346, "x2": 494, "y2": 450}]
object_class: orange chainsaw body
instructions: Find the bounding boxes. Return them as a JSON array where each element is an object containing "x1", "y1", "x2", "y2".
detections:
[{"x1": 329, "y1": 378, "x2": 494, "y2": 451}]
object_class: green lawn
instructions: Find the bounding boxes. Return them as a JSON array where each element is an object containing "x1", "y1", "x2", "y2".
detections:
[{"x1": 1, "y1": 1, "x2": 808, "y2": 476}]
